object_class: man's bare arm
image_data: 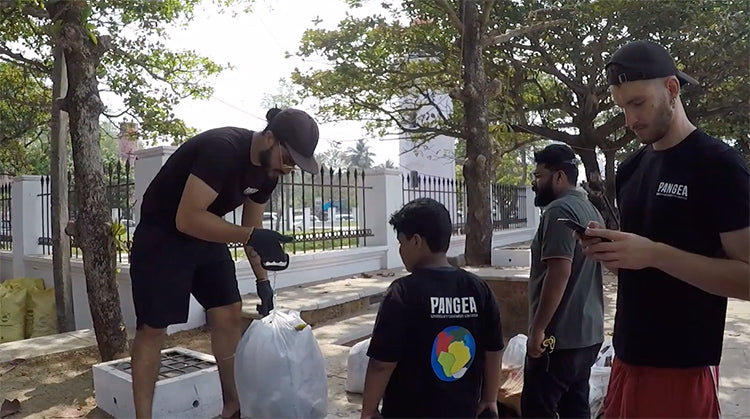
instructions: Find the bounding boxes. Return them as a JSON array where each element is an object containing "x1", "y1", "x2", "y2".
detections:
[
  {"x1": 242, "y1": 199, "x2": 268, "y2": 282},
  {"x1": 652, "y1": 227, "x2": 749, "y2": 300},
  {"x1": 175, "y1": 174, "x2": 252, "y2": 243}
]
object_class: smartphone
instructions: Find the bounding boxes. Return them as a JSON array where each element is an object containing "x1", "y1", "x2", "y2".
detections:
[
  {"x1": 556, "y1": 218, "x2": 588, "y2": 235},
  {"x1": 556, "y1": 218, "x2": 611, "y2": 242}
]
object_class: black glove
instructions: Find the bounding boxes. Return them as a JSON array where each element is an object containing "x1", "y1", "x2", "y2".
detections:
[
  {"x1": 256, "y1": 280, "x2": 274, "y2": 317},
  {"x1": 246, "y1": 228, "x2": 293, "y2": 271}
]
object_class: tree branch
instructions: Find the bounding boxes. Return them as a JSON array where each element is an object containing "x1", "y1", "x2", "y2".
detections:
[
  {"x1": 510, "y1": 123, "x2": 578, "y2": 144},
  {"x1": 482, "y1": 19, "x2": 566, "y2": 47},
  {"x1": 595, "y1": 112, "x2": 625, "y2": 139},
  {"x1": 414, "y1": 85, "x2": 452, "y2": 125},
  {"x1": 479, "y1": 0, "x2": 496, "y2": 32},
  {"x1": 691, "y1": 103, "x2": 749, "y2": 120},
  {"x1": 522, "y1": 39, "x2": 586, "y2": 94},
  {"x1": 498, "y1": 137, "x2": 538, "y2": 157},
  {"x1": 434, "y1": 0, "x2": 464, "y2": 34},
  {"x1": 350, "y1": 96, "x2": 463, "y2": 140},
  {"x1": 0, "y1": 0, "x2": 47, "y2": 18},
  {"x1": 610, "y1": 130, "x2": 636, "y2": 150},
  {"x1": 0, "y1": 45, "x2": 51, "y2": 74}
]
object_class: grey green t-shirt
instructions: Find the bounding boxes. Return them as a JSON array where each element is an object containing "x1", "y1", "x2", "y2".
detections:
[{"x1": 529, "y1": 189, "x2": 604, "y2": 350}]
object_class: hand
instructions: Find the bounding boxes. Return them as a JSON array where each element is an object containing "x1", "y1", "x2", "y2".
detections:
[
  {"x1": 527, "y1": 329, "x2": 545, "y2": 359},
  {"x1": 476, "y1": 400, "x2": 499, "y2": 418},
  {"x1": 256, "y1": 279, "x2": 274, "y2": 317},
  {"x1": 581, "y1": 228, "x2": 659, "y2": 271},
  {"x1": 572, "y1": 220, "x2": 607, "y2": 246},
  {"x1": 246, "y1": 228, "x2": 293, "y2": 271}
]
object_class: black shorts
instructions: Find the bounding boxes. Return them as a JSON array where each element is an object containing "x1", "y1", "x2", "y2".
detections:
[{"x1": 129, "y1": 223, "x2": 241, "y2": 329}]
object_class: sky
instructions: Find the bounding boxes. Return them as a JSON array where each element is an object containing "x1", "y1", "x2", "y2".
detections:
[{"x1": 165, "y1": 0, "x2": 401, "y2": 165}]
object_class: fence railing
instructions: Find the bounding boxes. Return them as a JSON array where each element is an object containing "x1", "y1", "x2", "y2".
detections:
[
  {"x1": 37, "y1": 164, "x2": 371, "y2": 262},
  {"x1": 402, "y1": 173, "x2": 527, "y2": 234},
  {"x1": 38, "y1": 161, "x2": 135, "y2": 263},
  {"x1": 225, "y1": 166, "x2": 372, "y2": 258},
  {"x1": 491, "y1": 183, "x2": 527, "y2": 230},
  {"x1": 0, "y1": 181, "x2": 11, "y2": 251}
]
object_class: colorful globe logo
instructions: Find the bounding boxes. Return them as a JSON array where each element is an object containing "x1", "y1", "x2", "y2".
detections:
[{"x1": 431, "y1": 326, "x2": 476, "y2": 382}]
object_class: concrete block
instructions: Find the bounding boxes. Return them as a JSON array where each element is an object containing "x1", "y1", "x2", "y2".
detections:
[
  {"x1": 479, "y1": 272, "x2": 530, "y2": 340},
  {"x1": 92, "y1": 347, "x2": 221, "y2": 418},
  {"x1": 447, "y1": 254, "x2": 466, "y2": 267},
  {"x1": 491, "y1": 247, "x2": 530, "y2": 267}
]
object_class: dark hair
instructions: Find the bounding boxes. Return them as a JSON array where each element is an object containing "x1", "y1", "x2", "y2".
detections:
[
  {"x1": 389, "y1": 198, "x2": 452, "y2": 252},
  {"x1": 263, "y1": 107, "x2": 282, "y2": 133},
  {"x1": 534, "y1": 144, "x2": 579, "y2": 185}
]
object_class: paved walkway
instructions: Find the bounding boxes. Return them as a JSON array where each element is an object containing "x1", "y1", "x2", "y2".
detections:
[{"x1": 719, "y1": 298, "x2": 750, "y2": 418}]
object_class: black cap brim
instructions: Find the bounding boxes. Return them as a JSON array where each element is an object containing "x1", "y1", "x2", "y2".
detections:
[
  {"x1": 288, "y1": 146, "x2": 320, "y2": 174},
  {"x1": 676, "y1": 71, "x2": 699, "y2": 87}
]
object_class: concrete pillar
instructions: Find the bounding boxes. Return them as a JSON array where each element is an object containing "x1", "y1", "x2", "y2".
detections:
[
  {"x1": 525, "y1": 186, "x2": 540, "y2": 231},
  {"x1": 363, "y1": 168, "x2": 404, "y2": 269},
  {"x1": 133, "y1": 146, "x2": 176, "y2": 225},
  {"x1": 11, "y1": 176, "x2": 44, "y2": 276}
]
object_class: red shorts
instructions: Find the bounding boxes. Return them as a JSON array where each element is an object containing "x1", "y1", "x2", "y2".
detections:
[{"x1": 604, "y1": 358, "x2": 720, "y2": 418}]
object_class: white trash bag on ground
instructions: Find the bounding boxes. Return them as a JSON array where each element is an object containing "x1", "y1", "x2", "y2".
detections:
[
  {"x1": 234, "y1": 309, "x2": 328, "y2": 418},
  {"x1": 502, "y1": 334, "x2": 528, "y2": 369},
  {"x1": 345, "y1": 338, "x2": 371, "y2": 394},
  {"x1": 589, "y1": 339, "x2": 615, "y2": 418}
]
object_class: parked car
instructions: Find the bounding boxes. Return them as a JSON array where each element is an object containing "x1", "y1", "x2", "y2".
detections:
[{"x1": 293, "y1": 215, "x2": 322, "y2": 232}]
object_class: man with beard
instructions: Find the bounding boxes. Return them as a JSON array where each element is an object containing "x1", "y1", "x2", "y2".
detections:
[
  {"x1": 129, "y1": 107, "x2": 320, "y2": 418},
  {"x1": 521, "y1": 144, "x2": 606, "y2": 418},
  {"x1": 581, "y1": 40, "x2": 749, "y2": 417}
]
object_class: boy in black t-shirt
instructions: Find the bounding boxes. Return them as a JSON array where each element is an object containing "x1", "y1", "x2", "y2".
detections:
[{"x1": 361, "y1": 198, "x2": 504, "y2": 419}]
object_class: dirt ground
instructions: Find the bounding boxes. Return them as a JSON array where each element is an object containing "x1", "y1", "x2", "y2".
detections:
[
  {"x1": 0, "y1": 273, "x2": 618, "y2": 419},
  {"x1": 0, "y1": 328, "x2": 213, "y2": 418}
]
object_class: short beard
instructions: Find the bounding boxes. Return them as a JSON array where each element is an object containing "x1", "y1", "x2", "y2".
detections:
[{"x1": 637, "y1": 94, "x2": 674, "y2": 145}]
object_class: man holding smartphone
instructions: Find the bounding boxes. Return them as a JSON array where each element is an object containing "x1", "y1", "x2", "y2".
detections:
[
  {"x1": 581, "y1": 40, "x2": 749, "y2": 417},
  {"x1": 522, "y1": 144, "x2": 606, "y2": 418}
]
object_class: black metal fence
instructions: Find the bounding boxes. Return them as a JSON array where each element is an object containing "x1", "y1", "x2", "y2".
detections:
[
  {"x1": 402, "y1": 173, "x2": 527, "y2": 234},
  {"x1": 39, "y1": 161, "x2": 135, "y2": 263},
  {"x1": 225, "y1": 166, "x2": 372, "y2": 258},
  {"x1": 0, "y1": 181, "x2": 11, "y2": 251}
]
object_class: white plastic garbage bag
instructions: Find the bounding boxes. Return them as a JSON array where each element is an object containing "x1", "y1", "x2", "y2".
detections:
[
  {"x1": 594, "y1": 339, "x2": 615, "y2": 367},
  {"x1": 589, "y1": 366, "x2": 611, "y2": 418},
  {"x1": 502, "y1": 334, "x2": 527, "y2": 369},
  {"x1": 234, "y1": 309, "x2": 328, "y2": 418},
  {"x1": 589, "y1": 339, "x2": 615, "y2": 418},
  {"x1": 345, "y1": 338, "x2": 371, "y2": 394}
]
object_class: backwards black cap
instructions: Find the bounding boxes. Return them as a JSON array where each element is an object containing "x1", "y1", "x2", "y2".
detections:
[{"x1": 606, "y1": 40, "x2": 699, "y2": 87}]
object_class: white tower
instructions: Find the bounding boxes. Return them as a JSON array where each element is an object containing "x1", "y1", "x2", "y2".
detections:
[{"x1": 398, "y1": 93, "x2": 456, "y2": 181}]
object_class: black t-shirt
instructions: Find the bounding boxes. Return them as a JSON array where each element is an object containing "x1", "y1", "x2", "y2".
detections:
[
  {"x1": 615, "y1": 129, "x2": 749, "y2": 368},
  {"x1": 139, "y1": 127, "x2": 277, "y2": 234},
  {"x1": 367, "y1": 267, "x2": 504, "y2": 418}
]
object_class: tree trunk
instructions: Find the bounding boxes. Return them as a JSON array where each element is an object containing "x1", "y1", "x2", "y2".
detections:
[
  {"x1": 461, "y1": 1, "x2": 493, "y2": 266},
  {"x1": 52, "y1": 0, "x2": 127, "y2": 361},
  {"x1": 51, "y1": 45, "x2": 75, "y2": 333},
  {"x1": 603, "y1": 149, "x2": 617, "y2": 206},
  {"x1": 578, "y1": 147, "x2": 619, "y2": 230}
]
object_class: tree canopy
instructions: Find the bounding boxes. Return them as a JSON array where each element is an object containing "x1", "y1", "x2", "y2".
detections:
[{"x1": 0, "y1": 0, "x2": 235, "y2": 145}]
